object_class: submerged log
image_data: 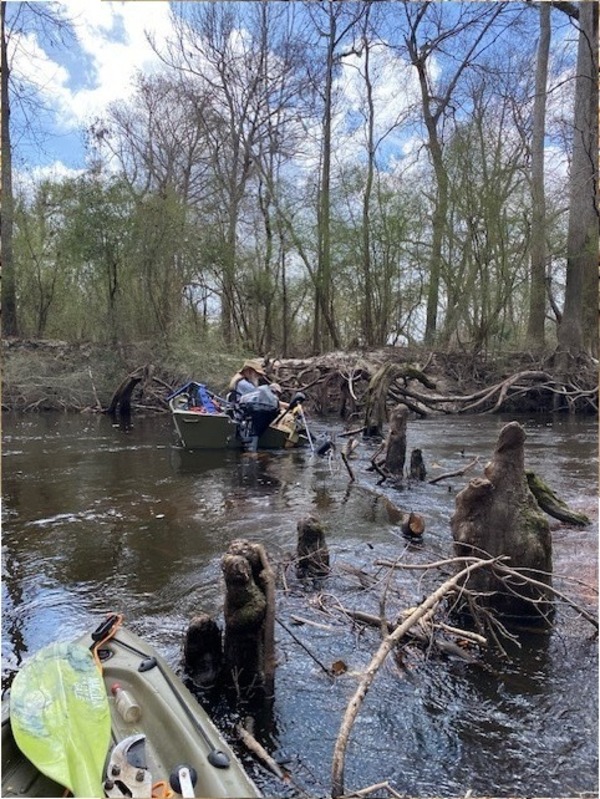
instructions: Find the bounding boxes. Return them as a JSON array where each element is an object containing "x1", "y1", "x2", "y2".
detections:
[
  {"x1": 296, "y1": 515, "x2": 330, "y2": 578},
  {"x1": 450, "y1": 421, "x2": 553, "y2": 624},
  {"x1": 526, "y1": 470, "x2": 590, "y2": 526}
]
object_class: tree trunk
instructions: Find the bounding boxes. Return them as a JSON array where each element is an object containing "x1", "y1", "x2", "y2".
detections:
[
  {"x1": 361, "y1": 24, "x2": 375, "y2": 347},
  {"x1": 384, "y1": 404, "x2": 409, "y2": 476},
  {"x1": 527, "y1": 2, "x2": 550, "y2": 348},
  {"x1": 557, "y1": 1, "x2": 599, "y2": 357},
  {"x1": 313, "y1": 9, "x2": 336, "y2": 354},
  {"x1": 1, "y1": 1, "x2": 18, "y2": 337}
]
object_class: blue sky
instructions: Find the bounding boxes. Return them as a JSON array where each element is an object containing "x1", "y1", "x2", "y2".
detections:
[
  {"x1": 8, "y1": 0, "x2": 428, "y2": 185},
  {"x1": 7, "y1": 1, "x2": 575, "y2": 192},
  {"x1": 7, "y1": 0, "x2": 174, "y2": 179}
]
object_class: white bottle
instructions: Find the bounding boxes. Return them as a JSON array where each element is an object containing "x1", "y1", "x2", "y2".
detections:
[{"x1": 111, "y1": 682, "x2": 141, "y2": 723}]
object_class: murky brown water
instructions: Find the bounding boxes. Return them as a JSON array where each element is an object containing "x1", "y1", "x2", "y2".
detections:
[{"x1": 2, "y1": 410, "x2": 598, "y2": 797}]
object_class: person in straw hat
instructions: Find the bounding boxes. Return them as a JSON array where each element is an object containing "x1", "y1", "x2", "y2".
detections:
[
  {"x1": 227, "y1": 359, "x2": 279, "y2": 451},
  {"x1": 228, "y1": 358, "x2": 266, "y2": 400}
]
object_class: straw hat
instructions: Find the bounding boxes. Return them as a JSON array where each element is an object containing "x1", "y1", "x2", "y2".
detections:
[
  {"x1": 269, "y1": 383, "x2": 282, "y2": 395},
  {"x1": 242, "y1": 359, "x2": 266, "y2": 376}
]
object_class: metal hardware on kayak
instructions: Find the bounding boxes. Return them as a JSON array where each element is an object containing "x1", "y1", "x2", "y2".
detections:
[
  {"x1": 111, "y1": 636, "x2": 231, "y2": 769},
  {"x1": 170, "y1": 764, "x2": 198, "y2": 798},
  {"x1": 104, "y1": 734, "x2": 153, "y2": 798},
  {"x1": 91, "y1": 613, "x2": 122, "y2": 643},
  {"x1": 138, "y1": 656, "x2": 158, "y2": 672}
]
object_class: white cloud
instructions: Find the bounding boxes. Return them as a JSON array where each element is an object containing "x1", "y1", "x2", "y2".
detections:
[
  {"x1": 331, "y1": 40, "x2": 423, "y2": 170},
  {"x1": 65, "y1": 1, "x2": 173, "y2": 122},
  {"x1": 14, "y1": 160, "x2": 84, "y2": 201},
  {"x1": 9, "y1": 0, "x2": 173, "y2": 144}
]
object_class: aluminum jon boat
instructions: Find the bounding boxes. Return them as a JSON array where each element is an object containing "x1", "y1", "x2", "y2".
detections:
[
  {"x1": 168, "y1": 381, "x2": 308, "y2": 451},
  {"x1": 2, "y1": 617, "x2": 261, "y2": 798}
]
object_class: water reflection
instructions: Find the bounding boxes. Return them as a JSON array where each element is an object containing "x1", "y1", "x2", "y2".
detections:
[{"x1": 1, "y1": 411, "x2": 597, "y2": 797}]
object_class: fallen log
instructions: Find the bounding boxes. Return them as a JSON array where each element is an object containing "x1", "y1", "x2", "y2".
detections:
[
  {"x1": 331, "y1": 557, "x2": 498, "y2": 798},
  {"x1": 526, "y1": 470, "x2": 590, "y2": 527},
  {"x1": 428, "y1": 456, "x2": 480, "y2": 485},
  {"x1": 236, "y1": 723, "x2": 286, "y2": 781}
]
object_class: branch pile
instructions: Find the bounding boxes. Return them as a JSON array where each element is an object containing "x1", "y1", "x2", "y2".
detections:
[
  {"x1": 266, "y1": 350, "x2": 598, "y2": 417},
  {"x1": 274, "y1": 546, "x2": 597, "y2": 799}
]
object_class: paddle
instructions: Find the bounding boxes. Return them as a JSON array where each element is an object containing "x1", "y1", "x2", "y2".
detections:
[{"x1": 10, "y1": 641, "x2": 112, "y2": 798}]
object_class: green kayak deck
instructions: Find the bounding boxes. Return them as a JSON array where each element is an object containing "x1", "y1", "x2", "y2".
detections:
[{"x1": 2, "y1": 624, "x2": 261, "y2": 798}]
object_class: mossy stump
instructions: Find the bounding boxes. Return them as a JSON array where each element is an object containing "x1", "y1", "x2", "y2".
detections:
[
  {"x1": 450, "y1": 421, "x2": 553, "y2": 625},
  {"x1": 296, "y1": 515, "x2": 330, "y2": 578},
  {"x1": 222, "y1": 540, "x2": 275, "y2": 697}
]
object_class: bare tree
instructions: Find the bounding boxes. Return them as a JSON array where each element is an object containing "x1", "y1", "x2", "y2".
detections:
[
  {"x1": 557, "y1": 1, "x2": 599, "y2": 357},
  {"x1": 527, "y1": 1, "x2": 551, "y2": 348},
  {"x1": 1, "y1": 2, "x2": 73, "y2": 339},
  {"x1": 1, "y1": 1, "x2": 17, "y2": 336},
  {"x1": 402, "y1": 1, "x2": 514, "y2": 346},
  {"x1": 302, "y1": 2, "x2": 368, "y2": 353}
]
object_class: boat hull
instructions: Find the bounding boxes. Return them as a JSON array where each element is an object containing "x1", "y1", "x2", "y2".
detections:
[
  {"x1": 2, "y1": 626, "x2": 261, "y2": 798},
  {"x1": 171, "y1": 407, "x2": 303, "y2": 451}
]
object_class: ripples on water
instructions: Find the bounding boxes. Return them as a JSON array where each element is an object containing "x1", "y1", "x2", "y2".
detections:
[{"x1": 2, "y1": 411, "x2": 598, "y2": 797}]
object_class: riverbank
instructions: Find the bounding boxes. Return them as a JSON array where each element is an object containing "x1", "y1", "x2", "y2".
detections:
[{"x1": 1, "y1": 337, "x2": 597, "y2": 416}]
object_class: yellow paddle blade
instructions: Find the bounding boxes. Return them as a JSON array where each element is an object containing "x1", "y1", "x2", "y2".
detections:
[{"x1": 10, "y1": 642, "x2": 111, "y2": 798}]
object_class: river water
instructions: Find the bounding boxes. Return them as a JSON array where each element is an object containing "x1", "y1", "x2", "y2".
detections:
[{"x1": 2, "y1": 410, "x2": 598, "y2": 797}]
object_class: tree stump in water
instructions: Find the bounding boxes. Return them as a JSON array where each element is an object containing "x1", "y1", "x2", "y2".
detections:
[
  {"x1": 384, "y1": 404, "x2": 409, "y2": 477},
  {"x1": 296, "y1": 515, "x2": 330, "y2": 578},
  {"x1": 182, "y1": 613, "x2": 223, "y2": 689},
  {"x1": 401, "y1": 511, "x2": 425, "y2": 538},
  {"x1": 409, "y1": 448, "x2": 427, "y2": 480},
  {"x1": 222, "y1": 540, "x2": 275, "y2": 697},
  {"x1": 450, "y1": 421, "x2": 553, "y2": 625},
  {"x1": 106, "y1": 364, "x2": 153, "y2": 416},
  {"x1": 363, "y1": 362, "x2": 396, "y2": 437}
]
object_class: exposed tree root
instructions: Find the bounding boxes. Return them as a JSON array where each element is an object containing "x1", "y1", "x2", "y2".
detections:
[
  {"x1": 526, "y1": 470, "x2": 590, "y2": 526},
  {"x1": 265, "y1": 352, "x2": 597, "y2": 418}
]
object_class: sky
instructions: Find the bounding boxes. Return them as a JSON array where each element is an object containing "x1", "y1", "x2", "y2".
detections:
[
  {"x1": 8, "y1": 0, "x2": 428, "y2": 188},
  {"x1": 6, "y1": 0, "x2": 576, "y2": 193},
  {"x1": 7, "y1": 0, "x2": 174, "y2": 181}
]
